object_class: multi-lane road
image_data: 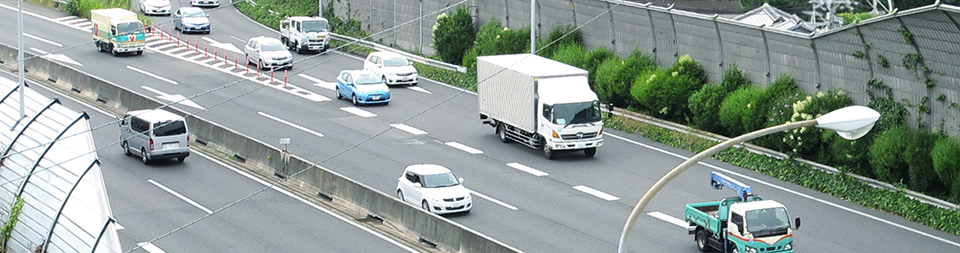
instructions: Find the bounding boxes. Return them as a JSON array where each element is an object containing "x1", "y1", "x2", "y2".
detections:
[{"x1": 2, "y1": 0, "x2": 959, "y2": 252}]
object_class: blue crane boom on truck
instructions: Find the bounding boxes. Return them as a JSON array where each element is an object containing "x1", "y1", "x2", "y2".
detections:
[{"x1": 684, "y1": 172, "x2": 801, "y2": 253}]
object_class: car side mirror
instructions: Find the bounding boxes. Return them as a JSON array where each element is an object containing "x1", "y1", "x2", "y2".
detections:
[
  {"x1": 458, "y1": 177, "x2": 465, "y2": 183},
  {"x1": 409, "y1": 61, "x2": 414, "y2": 66},
  {"x1": 794, "y1": 217, "x2": 801, "y2": 229},
  {"x1": 117, "y1": 116, "x2": 122, "y2": 127},
  {"x1": 413, "y1": 182, "x2": 421, "y2": 188},
  {"x1": 206, "y1": 14, "x2": 210, "y2": 17}
]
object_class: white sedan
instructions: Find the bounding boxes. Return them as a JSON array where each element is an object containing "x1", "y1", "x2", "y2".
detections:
[
  {"x1": 363, "y1": 51, "x2": 419, "y2": 85},
  {"x1": 396, "y1": 164, "x2": 472, "y2": 214},
  {"x1": 191, "y1": 0, "x2": 220, "y2": 7},
  {"x1": 139, "y1": 0, "x2": 171, "y2": 16}
]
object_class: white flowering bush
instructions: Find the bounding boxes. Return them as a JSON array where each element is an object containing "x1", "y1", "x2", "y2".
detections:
[{"x1": 783, "y1": 89, "x2": 852, "y2": 156}]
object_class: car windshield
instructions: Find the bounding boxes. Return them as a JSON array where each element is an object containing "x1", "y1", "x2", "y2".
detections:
[
  {"x1": 354, "y1": 73, "x2": 381, "y2": 85},
  {"x1": 260, "y1": 41, "x2": 285, "y2": 51},
  {"x1": 302, "y1": 20, "x2": 328, "y2": 33},
  {"x1": 183, "y1": 9, "x2": 205, "y2": 18},
  {"x1": 552, "y1": 101, "x2": 602, "y2": 125},
  {"x1": 383, "y1": 57, "x2": 409, "y2": 67},
  {"x1": 421, "y1": 172, "x2": 459, "y2": 188},
  {"x1": 153, "y1": 120, "x2": 186, "y2": 136},
  {"x1": 745, "y1": 207, "x2": 791, "y2": 233},
  {"x1": 116, "y1": 22, "x2": 143, "y2": 35}
]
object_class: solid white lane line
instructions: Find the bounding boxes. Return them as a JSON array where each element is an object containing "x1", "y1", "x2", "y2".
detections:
[
  {"x1": 137, "y1": 242, "x2": 166, "y2": 253},
  {"x1": 193, "y1": 152, "x2": 418, "y2": 252},
  {"x1": 468, "y1": 189, "x2": 518, "y2": 210},
  {"x1": 24, "y1": 33, "x2": 62, "y2": 47},
  {"x1": 148, "y1": 179, "x2": 213, "y2": 214},
  {"x1": 648, "y1": 211, "x2": 689, "y2": 228},
  {"x1": 340, "y1": 107, "x2": 377, "y2": 118},
  {"x1": 409, "y1": 86, "x2": 432, "y2": 94},
  {"x1": 127, "y1": 66, "x2": 178, "y2": 85},
  {"x1": 390, "y1": 124, "x2": 427, "y2": 135},
  {"x1": 573, "y1": 185, "x2": 620, "y2": 201},
  {"x1": 444, "y1": 142, "x2": 483, "y2": 154},
  {"x1": 298, "y1": 74, "x2": 336, "y2": 90},
  {"x1": 257, "y1": 111, "x2": 324, "y2": 137},
  {"x1": 606, "y1": 133, "x2": 960, "y2": 248},
  {"x1": 506, "y1": 163, "x2": 548, "y2": 177}
]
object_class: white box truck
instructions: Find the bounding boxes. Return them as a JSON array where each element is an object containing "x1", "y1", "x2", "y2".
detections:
[
  {"x1": 279, "y1": 16, "x2": 331, "y2": 54},
  {"x1": 91, "y1": 8, "x2": 145, "y2": 56},
  {"x1": 478, "y1": 54, "x2": 604, "y2": 159}
]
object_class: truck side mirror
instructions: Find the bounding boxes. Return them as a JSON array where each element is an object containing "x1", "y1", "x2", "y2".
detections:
[
  {"x1": 413, "y1": 182, "x2": 421, "y2": 188},
  {"x1": 794, "y1": 217, "x2": 801, "y2": 229}
]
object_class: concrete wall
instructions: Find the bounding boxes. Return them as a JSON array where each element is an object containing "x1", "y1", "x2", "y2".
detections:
[
  {"x1": 330, "y1": 0, "x2": 960, "y2": 136},
  {"x1": 0, "y1": 43, "x2": 519, "y2": 253}
]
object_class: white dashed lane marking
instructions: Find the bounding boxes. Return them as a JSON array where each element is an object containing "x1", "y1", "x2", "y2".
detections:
[
  {"x1": 445, "y1": 142, "x2": 483, "y2": 154},
  {"x1": 390, "y1": 124, "x2": 427, "y2": 135},
  {"x1": 506, "y1": 163, "x2": 548, "y2": 177},
  {"x1": 341, "y1": 107, "x2": 377, "y2": 118},
  {"x1": 573, "y1": 185, "x2": 620, "y2": 201}
]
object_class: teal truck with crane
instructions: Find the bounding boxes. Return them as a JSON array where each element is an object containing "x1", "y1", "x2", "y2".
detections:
[{"x1": 685, "y1": 172, "x2": 801, "y2": 253}]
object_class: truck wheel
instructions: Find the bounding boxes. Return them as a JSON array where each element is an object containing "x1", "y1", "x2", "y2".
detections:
[
  {"x1": 497, "y1": 123, "x2": 509, "y2": 143},
  {"x1": 695, "y1": 229, "x2": 710, "y2": 252},
  {"x1": 110, "y1": 44, "x2": 117, "y2": 56},
  {"x1": 136, "y1": 51, "x2": 143, "y2": 55},
  {"x1": 584, "y1": 147, "x2": 597, "y2": 157},
  {"x1": 96, "y1": 41, "x2": 105, "y2": 52},
  {"x1": 295, "y1": 41, "x2": 302, "y2": 54},
  {"x1": 542, "y1": 138, "x2": 555, "y2": 160}
]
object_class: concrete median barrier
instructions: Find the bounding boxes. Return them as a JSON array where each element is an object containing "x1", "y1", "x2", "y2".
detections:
[{"x1": 0, "y1": 42, "x2": 519, "y2": 253}]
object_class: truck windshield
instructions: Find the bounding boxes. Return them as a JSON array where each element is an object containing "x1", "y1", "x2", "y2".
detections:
[
  {"x1": 421, "y1": 172, "x2": 460, "y2": 188},
  {"x1": 745, "y1": 207, "x2": 790, "y2": 234},
  {"x1": 552, "y1": 101, "x2": 602, "y2": 125},
  {"x1": 302, "y1": 20, "x2": 329, "y2": 33},
  {"x1": 116, "y1": 22, "x2": 143, "y2": 35}
]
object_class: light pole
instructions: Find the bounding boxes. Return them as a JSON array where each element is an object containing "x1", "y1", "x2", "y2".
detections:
[{"x1": 616, "y1": 105, "x2": 881, "y2": 253}]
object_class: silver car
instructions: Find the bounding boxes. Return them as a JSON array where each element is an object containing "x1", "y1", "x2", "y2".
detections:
[
  {"x1": 120, "y1": 109, "x2": 190, "y2": 164},
  {"x1": 173, "y1": 7, "x2": 210, "y2": 34},
  {"x1": 245, "y1": 36, "x2": 293, "y2": 70},
  {"x1": 139, "y1": 0, "x2": 171, "y2": 16}
]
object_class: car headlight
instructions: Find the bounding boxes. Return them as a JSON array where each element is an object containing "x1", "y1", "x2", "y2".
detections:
[
  {"x1": 744, "y1": 246, "x2": 758, "y2": 253},
  {"x1": 784, "y1": 243, "x2": 792, "y2": 250}
]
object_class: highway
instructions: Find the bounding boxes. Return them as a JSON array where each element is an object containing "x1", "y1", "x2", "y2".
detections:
[{"x1": 1, "y1": 0, "x2": 959, "y2": 252}]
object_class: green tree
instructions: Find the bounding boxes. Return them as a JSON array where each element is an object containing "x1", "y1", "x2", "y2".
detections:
[{"x1": 433, "y1": 7, "x2": 475, "y2": 65}]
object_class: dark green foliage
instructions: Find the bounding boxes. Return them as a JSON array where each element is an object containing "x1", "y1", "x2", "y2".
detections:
[
  {"x1": 869, "y1": 125, "x2": 912, "y2": 184},
  {"x1": 595, "y1": 50, "x2": 659, "y2": 109},
  {"x1": 461, "y1": 20, "x2": 530, "y2": 69},
  {"x1": 667, "y1": 55, "x2": 707, "y2": 86},
  {"x1": 720, "y1": 65, "x2": 751, "y2": 93},
  {"x1": 550, "y1": 43, "x2": 587, "y2": 71},
  {"x1": 821, "y1": 129, "x2": 875, "y2": 177},
  {"x1": 537, "y1": 24, "x2": 582, "y2": 59},
  {"x1": 904, "y1": 131, "x2": 943, "y2": 192},
  {"x1": 755, "y1": 91, "x2": 804, "y2": 151},
  {"x1": 582, "y1": 47, "x2": 619, "y2": 87},
  {"x1": 631, "y1": 56, "x2": 705, "y2": 122},
  {"x1": 718, "y1": 85, "x2": 764, "y2": 136},
  {"x1": 688, "y1": 84, "x2": 729, "y2": 134},
  {"x1": 868, "y1": 98, "x2": 908, "y2": 132},
  {"x1": 932, "y1": 137, "x2": 960, "y2": 200},
  {"x1": 433, "y1": 7, "x2": 475, "y2": 65}
]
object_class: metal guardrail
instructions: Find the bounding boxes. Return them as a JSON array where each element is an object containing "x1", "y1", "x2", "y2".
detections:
[
  {"x1": 610, "y1": 108, "x2": 960, "y2": 211},
  {"x1": 329, "y1": 33, "x2": 468, "y2": 73}
]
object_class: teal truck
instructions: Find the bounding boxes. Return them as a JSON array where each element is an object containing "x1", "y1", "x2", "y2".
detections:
[{"x1": 685, "y1": 172, "x2": 801, "y2": 253}]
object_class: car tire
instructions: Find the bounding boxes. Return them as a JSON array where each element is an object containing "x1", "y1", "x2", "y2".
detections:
[
  {"x1": 335, "y1": 87, "x2": 343, "y2": 99},
  {"x1": 258, "y1": 60, "x2": 265, "y2": 70},
  {"x1": 121, "y1": 141, "x2": 131, "y2": 156},
  {"x1": 421, "y1": 200, "x2": 430, "y2": 212},
  {"x1": 411, "y1": 82, "x2": 418, "y2": 86},
  {"x1": 137, "y1": 51, "x2": 143, "y2": 55},
  {"x1": 397, "y1": 190, "x2": 404, "y2": 201},
  {"x1": 352, "y1": 94, "x2": 359, "y2": 105},
  {"x1": 497, "y1": 123, "x2": 509, "y2": 143},
  {"x1": 696, "y1": 229, "x2": 710, "y2": 252},
  {"x1": 584, "y1": 147, "x2": 597, "y2": 157},
  {"x1": 141, "y1": 148, "x2": 150, "y2": 164},
  {"x1": 177, "y1": 156, "x2": 186, "y2": 162}
]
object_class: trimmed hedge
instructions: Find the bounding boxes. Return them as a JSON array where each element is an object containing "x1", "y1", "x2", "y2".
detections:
[
  {"x1": 932, "y1": 137, "x2": 960, "y2": 201},
  {"x1": 718, "y1": 85, "x2": 764, "y2": 136},
  {"x1": 869, "y1": 125, "x2": 912, "y2": 184},
  {"x1": 432, "y1": 7, "x2": 474, "y2": 65}
]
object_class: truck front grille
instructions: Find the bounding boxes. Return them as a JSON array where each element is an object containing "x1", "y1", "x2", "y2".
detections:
[{"x1": 561, "y1": 131, "x2": 598, "y2": 140}]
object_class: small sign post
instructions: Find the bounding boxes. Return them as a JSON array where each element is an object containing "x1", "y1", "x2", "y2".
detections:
[{"x1": 279, "y1": 138, "x2": 291, "y2": 152}]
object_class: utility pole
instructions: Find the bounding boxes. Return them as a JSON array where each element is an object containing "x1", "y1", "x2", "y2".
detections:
[
  {"x1": 530, "y1": 0, "x2": 536, "y2": 54},
  {"x1": 16, "y1": 0, "x2": 25, "y2": 129},
  {"x1": 318, "y1": 0, "x2": 323, "y2": 17}
]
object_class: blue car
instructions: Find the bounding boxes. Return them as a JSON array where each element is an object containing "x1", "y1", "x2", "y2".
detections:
[{"x1": 336, "y1": 70, "x2": 391, "y2": 105}]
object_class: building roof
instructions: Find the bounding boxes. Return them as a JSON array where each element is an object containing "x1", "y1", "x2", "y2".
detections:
[
  {"x1": 0, "y1": 76, "x2": 120, "y2": 252},
  {"x1": 731, "y1": 3, "x2": 816, "y2": 33}
]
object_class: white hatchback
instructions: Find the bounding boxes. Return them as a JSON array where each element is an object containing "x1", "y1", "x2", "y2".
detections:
[
  {"x1": 396, "y1": 164, "x2": 472, "y2": 214},
  {"x1": 363, "y1": 51, "x2": 419, "y2": 85}
]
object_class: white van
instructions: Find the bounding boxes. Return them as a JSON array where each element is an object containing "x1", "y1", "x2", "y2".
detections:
[{"x1": 120, "y1": 109, "x2": 190, "y2": 164}]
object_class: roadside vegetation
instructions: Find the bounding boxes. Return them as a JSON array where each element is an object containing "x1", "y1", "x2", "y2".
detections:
[{"x1": 230, "y1": 0, "x2": 960, "y2": 236}]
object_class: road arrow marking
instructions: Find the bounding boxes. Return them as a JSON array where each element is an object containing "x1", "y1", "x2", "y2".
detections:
[
  {"x1": 298, "y1": 74, "x2": 336, "y2": 90},
  {"x1": 128, "y1": 66, "x2": 178, "y2": 85},
  {"x1": 141, "y1": 86, "x2": 205, "y2": 110},
  {"x1": 203, "y1": 37, "x2": 243, "y2": 54},
  {"x1": 30, "y1": 48, "x2": 81, "y2": 66}
]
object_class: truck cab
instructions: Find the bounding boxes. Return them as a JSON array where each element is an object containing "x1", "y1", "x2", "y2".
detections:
[
  {"x1": 536, "y1": 76, "x2": 605, "y2": 158},
  {"x1": 279, "y1": 16, "x2": 330, "y2": 54},
  {"x1": 91, "y1": 8, "x2": 146, "y2": 56}
]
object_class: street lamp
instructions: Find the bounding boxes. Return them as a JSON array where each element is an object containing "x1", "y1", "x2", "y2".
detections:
[{"x1": 616, "y1": 105, "x2": 881, "y2": 253}]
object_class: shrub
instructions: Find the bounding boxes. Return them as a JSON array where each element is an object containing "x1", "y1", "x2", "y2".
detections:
[
  {"x1": 821, "y1": 128, "x2": 875, "y2": 177},
  {"x1": 667, "y1": 55, "x2": 707, "y2": 86},
  {"x1": 433, "y1": 7, "x2": 474, "y2": 65},
  {"x1": 688, "y1": 84, "x2": 729, "y2": 134},
  {"x1": 537, "y1": 24, "x2": 582, "y2": 58},
  {"x1": 461, "y1": 20, "x2": 530, "y2": 69},
  {"x1": 594, "y1": 57, "x2": 625, "y2": 105},
  {"x1": 615, "y1": 50, "x2": 660, "y2": 108},
  {"x1": 932, "y1": 137, "x2": 960, "y2": 199},
  {"x1": 783, "y1": 89, "x2": 852, "y2": 157},
  {"x1": 868, "y1": 97, "x2": 908, "y2": 132},
  {"x1": 66, "y1": 0, "x2": 106, "y2": 18},
  {"x1": 720, "y1": 65, "x2": 751, "y2": 94},
  {"x1": 904, "y1": 131, "x2": 943, "y2": 193},
  {"x1": 631, "y1": 61, "x2": 704, "y2": 123},
  {"x1": 582, "y1": 47, "x2": 618, "y2": 87},
  {"x1": 754, "y1": 75, "x2": 804, "y2": 149},
  {"x1": 550, "y1": 43, "x2": 587, "y2": 71},
  {"x1": 869, "y1": 125, "x2": 912, "y2": 184},
  {"x1": 718, "y1": 85, "x2": 764, "y2": 136}
]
